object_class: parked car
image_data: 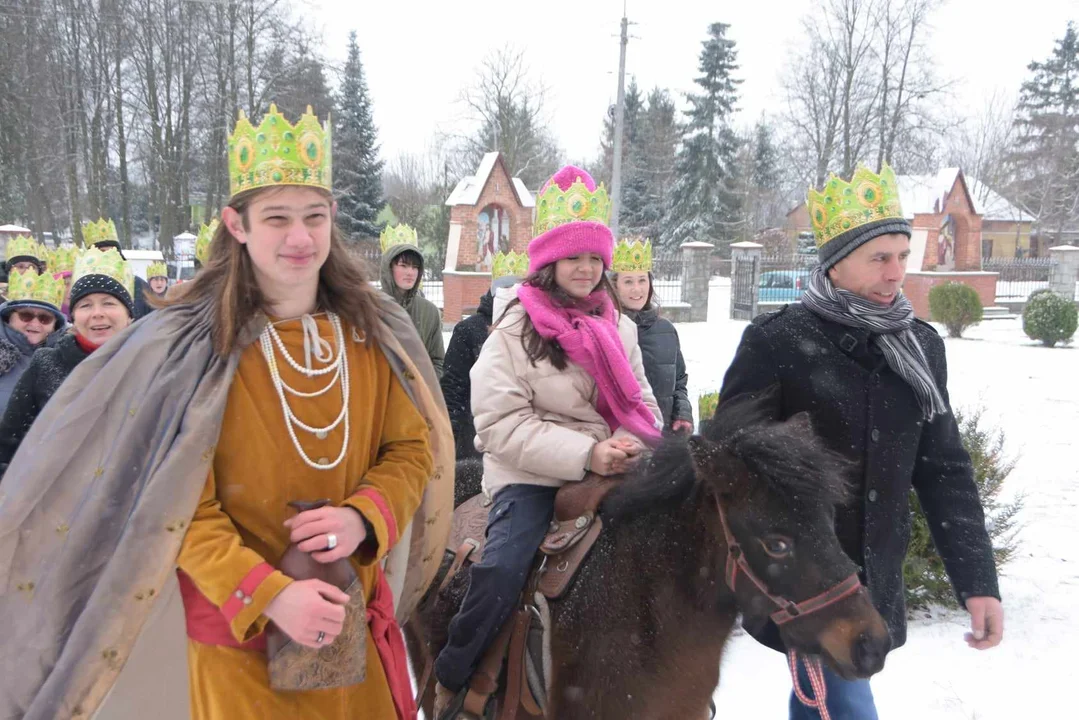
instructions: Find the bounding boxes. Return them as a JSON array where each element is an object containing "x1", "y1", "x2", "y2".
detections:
[{"x1": 759, "y1": 270, "x2": 811, "y2": 303}]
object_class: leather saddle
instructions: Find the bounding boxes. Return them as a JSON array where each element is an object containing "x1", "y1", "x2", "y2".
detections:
[{"x1": 432, "y1": 475, "x2": 619, "y2": 719}]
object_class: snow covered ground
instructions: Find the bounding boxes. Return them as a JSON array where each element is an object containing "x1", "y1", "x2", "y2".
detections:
[
  {"x1": 438, "y1": 278, "x2": 1078, "y2": 717},
  {"x1": 682, "y1": 280, "x2": 1078, "y2": 718}
]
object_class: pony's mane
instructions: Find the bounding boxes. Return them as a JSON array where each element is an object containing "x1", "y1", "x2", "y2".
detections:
[{"x1": 601, "y1": 388, "x2": 852, "y2": 521}]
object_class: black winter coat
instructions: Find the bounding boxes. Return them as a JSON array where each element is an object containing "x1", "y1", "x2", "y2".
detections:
[
  {"x1": 0, "y1": 332, "x2": 92, "y2": 476},
  {"x1": 720, "y1": 303, "x2": 999, "y2": 651},
  {"x1": 440, "y1": 291, "x2": 493, "y2": 460},
  {"x1": 630, "y1": 308, "x2": 692, "y2": 430}
]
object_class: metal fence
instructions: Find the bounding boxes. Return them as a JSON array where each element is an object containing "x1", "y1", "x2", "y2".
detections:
[
  {"x1": 651, "y1": 250, "x2": 684, "y2": 306},
  {"x1": 983, "y1": 257, "x2": 1056, "y2": 300}
]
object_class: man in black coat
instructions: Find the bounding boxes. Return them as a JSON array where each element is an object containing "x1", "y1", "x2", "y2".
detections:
[
  {"x1": 440, "y1": 274, "x2": 519, "y2": 460},
  {"x1": 720, "y1": 164, "x2": 1003, "y2": 719}
]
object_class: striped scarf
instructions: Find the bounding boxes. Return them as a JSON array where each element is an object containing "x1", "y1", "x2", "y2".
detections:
[{"x1": 800, "y1": 266, "x2": 947, "y2": 420}]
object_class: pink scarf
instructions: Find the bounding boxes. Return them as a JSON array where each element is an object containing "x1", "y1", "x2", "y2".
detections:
[{"x1": 517, "y1": 284, "x2": 662, "y2": 445}]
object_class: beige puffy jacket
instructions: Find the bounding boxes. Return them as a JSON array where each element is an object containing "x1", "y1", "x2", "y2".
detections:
[{"x1": 470, "y1": 296, "x2": 661, "y2": 498}]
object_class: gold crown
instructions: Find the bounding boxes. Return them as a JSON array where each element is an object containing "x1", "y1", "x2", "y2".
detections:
[
  {"x1": 73, "y1": 246, "x2": 135, "y2": 300},
  {"x1": 698, "y1": 391, "x2": 720, "y2": 422},
  {"x1": 7, "y1": 267, "x2": 65, "y2": 309},
  {"x1": 196, "y1": 219, "x2": 218, "y2": 265},
  {"x1": 806, "y1": 164, "x2": 905, "y2": 248},
  {"x1": 48, "y1": 245, "x2": 80, "y2": 274},
  {"x1": 380, "y1": 223, "x2": 419, "y2": 254},
  {"x1": 147, "y1": 261, "x2": 168, "y2": 279},
  {"x1": 228, "y1": 104, "x2": 332, "y2": 198},
  {"x1": 491, "y1": 250, "x2": 528, "y2": 279},
  {"x1": 534, "y1": 176, "x2": 612, "y2": 235},
  {"x1": 6, "y1": 235, "x2": 45, "y2": 264},
  {"x1": 612, "y1": 238, "x2": 653, "y2": 273},
  {"x1": 81, "y1": 218, "x2": 119, "y2": 246}
]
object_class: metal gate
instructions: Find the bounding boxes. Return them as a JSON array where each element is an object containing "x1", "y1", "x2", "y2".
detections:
[{"x1": 730, "y1": 255, "x2": 759, "y2": 320}]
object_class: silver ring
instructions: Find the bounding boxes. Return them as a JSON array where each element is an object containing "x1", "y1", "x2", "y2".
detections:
[
  {"x1": 326, "y1": 533, "x2": 337, "y2": 551},
  {"x1": 316, "y1": 631, "x2": 325, "y2": 644}
]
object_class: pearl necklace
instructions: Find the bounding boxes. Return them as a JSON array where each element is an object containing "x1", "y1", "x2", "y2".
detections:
[{"x1": 259, "y1": 312, "x2": 349, "y2": 470}]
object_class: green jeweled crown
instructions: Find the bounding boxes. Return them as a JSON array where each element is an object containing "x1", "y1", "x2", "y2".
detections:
[
  {"x1": 492, "y1": 250, "x2": 528, "y2": 279},
  {"x1": 698, "y1": 391, "x2": 720, "y2": 422},
  {"x1": 806, "y1": 164, "x2": 904, "y2": 248},
  {"x1": 6, "y1": 235, "x2": 45, "y2": 264},
  {"x1": 534, "y1": 176, "x2": 612, "y2": 235},
  {"x1": 147, "y1": 261, "x2": 168, "y2": 279},
  {"x1": 228, "y1": 104, "x2": 332, "y2": 198},
  {"x1": 196, "y1": 219, "x2": 218, "y2": 266},
  {"x1": 612, "y1": 238, "x2": 653, "y2": 273},
  {"x1": 82, "y1": 218, "x2": 119, "y2": 246},
  {"x1": 380, "y1": 223, "x2": 419, "y2": 254},
  {"x1": 7, "y1": 267, "x2": 65, "y2": 309},
  {"x1": 48, "y1": 245, "x2": 80, "y2": 274},
  {"x1": 73, "y1": 246, "x2": 135, "y2": 299}
]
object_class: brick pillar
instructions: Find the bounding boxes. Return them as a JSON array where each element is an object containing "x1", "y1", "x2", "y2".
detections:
[
  {"x1": 680, "y1": 241, "x2": 714, "y2": 322},
  {"x1": 729, "y1": 241, "x2": 763, "y2": 321},
  {"x1": 1048, "y1": 246, "x2": 1079, "y2": 301}
]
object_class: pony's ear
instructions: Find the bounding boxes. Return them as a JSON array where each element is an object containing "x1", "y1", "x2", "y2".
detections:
[{"x1": 687, "y1": 435, "x2": 739, "y2": 497}]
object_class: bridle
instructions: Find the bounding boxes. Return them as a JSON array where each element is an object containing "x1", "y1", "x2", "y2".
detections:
[
  {"x1": 714, "y1": 494, "x2": 863, "y2": 625},
  {"x1": 714, "y1": 495, "x2": 866, "y2": 720}
]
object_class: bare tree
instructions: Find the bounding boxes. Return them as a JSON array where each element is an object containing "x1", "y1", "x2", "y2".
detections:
[
  {"x1": 453, "y1": 46, "x2": 561, "y2": 188},
  {"x1": 946, "y1": 91, "x2": 1018, "y2": 204}
]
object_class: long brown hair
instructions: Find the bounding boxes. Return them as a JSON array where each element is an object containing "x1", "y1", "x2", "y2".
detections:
[
  {"x1": 501, "y1": 263, "x2": 621, "y2": 370},
  {"x1": 155, "y1": 187, "x2": 382, "y2": 355}
]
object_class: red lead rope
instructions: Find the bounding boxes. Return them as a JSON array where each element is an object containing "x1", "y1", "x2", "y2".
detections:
[{"x1": 788, "y1": 651, "x2": 832, "y2": 720}]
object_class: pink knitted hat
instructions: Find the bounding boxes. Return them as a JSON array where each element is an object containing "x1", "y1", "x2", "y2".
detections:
[{"x1": 527, "y1": 165, "x2": 614, "y2": 274}]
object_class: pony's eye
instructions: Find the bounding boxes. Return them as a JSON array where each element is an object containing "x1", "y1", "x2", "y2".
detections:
[{"x1": 761, "y1": 536, "x2": 793, "y2": 558}]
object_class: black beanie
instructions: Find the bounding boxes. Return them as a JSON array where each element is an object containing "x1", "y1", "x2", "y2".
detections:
[{"x1": 68, "y1": 274, "x2": 135, "y2": 320}]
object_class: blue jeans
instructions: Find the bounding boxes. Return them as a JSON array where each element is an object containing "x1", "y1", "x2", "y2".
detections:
[
  {"x1": 789, "y1": 661, "x2": 878, "y2": 720},
  {"x1": 434, "y1": 484, "x2": 557, "y2": 693}
]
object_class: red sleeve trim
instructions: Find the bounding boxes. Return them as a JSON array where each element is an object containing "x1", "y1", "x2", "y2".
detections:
[
  {"x1": 220, "y1": 562, "x2": 275, "y2": 623},
  {"x1": 354, "y1": 486, "x2": 399, "y2": 547}
]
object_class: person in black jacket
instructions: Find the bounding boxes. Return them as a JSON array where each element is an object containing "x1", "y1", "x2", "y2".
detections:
[
  {"x1": 0, "y1": 247, "x2": 135, "y2": 477},
  {"x1": 610, "y1": 238, "x2": 692, "y2": 433},
  {"x1": 440, "y1": 253, "x2": 524, "y2": 460},
  {"x1": 719, "y1": 165, "x2": 1002, "y2": 719}
]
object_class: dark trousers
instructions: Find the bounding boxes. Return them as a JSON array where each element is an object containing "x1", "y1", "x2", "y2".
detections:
[{"x1": 434, "y1": 483, "x2": 557, "y2": 692}]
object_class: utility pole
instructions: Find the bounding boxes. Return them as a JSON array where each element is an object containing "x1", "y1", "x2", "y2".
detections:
[{"x1": 610, "y1": 8, "x2": 630, "y2": 238}]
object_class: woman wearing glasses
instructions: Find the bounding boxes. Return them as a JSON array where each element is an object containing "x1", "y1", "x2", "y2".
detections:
[
  {"x1": 0, "y1": 247, "x2": 134, "y2": 478},
  {"x1": 0, "y1": 268, "x2": 67, "y2": 416}
]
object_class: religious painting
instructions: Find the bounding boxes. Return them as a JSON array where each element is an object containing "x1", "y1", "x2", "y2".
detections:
[
  {"x1": 937, "y1": 214, "x2": 957, "y2": 271},
  {"x1": 475, "y1": 204, "x2": 511, "y2": 271}
]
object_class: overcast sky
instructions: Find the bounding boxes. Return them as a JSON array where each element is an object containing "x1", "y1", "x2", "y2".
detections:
[{"x1": 308, "y1": 0, "x2": 1077, "y2": 166}]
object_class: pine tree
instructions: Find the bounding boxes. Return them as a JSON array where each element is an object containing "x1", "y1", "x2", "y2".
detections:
[
  {"x1": 663, "y1": 23, "x2": 743, "y2": 250},
  {"x1": 1007, "y1": 22, "x2": 1079, "y2": 245},
  {"x1": 335, "y1": 32, "x2": 384, "y2": 240}
]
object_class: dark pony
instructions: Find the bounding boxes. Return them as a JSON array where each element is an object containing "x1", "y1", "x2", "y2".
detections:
[{"x1": 414, "y1": 389, "x2": 889, "y2": 719}]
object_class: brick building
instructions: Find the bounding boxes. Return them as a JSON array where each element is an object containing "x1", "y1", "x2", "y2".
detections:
[{"x1": 441, "y1": 153, "x2": 535, "y2": 323}]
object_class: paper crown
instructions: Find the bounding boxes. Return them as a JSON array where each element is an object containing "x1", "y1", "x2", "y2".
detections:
[
  {"x1": 82, "y1": 218, "x2": 119, "y2": 246},
  {"x1": 380, "y1": 223, "x2": 419, "y2": 254},
  {"x1": 534, "y1": 173, "x2": 612, "y2": 235},
  {"x1": 6, "y1": 235, "x2": 45, "y2": 264},
  {"x1": 6, "y1": 267, "x2": 65, "y2": 309},
  {"x1": 147, "y1": 261, "x2": 168, "y2": 279},
  {"x1": 73, "y1": 246, "x2": 135, "y2": 299},
  {"x1": 698, "y1": 391, "x2": 720, "y2": 422},
  {"x1": 48, "y1": 245, "x2": 80, "y2": 275},
  {"x1": 196, "y1": 219, "x2": 218, "y2": 266},
  {"x1": 806, "y1": 164, "x2": 904, "y2": 248},
  {"x1": 228, "y1": 104, "x2": 332, "y2": 198},
  {"x1": 612, "y1": 238, "x2": 653, "y2": 273},
  {"x1": 492, "y1": 250, "x2": 528, "y2": 279}
]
